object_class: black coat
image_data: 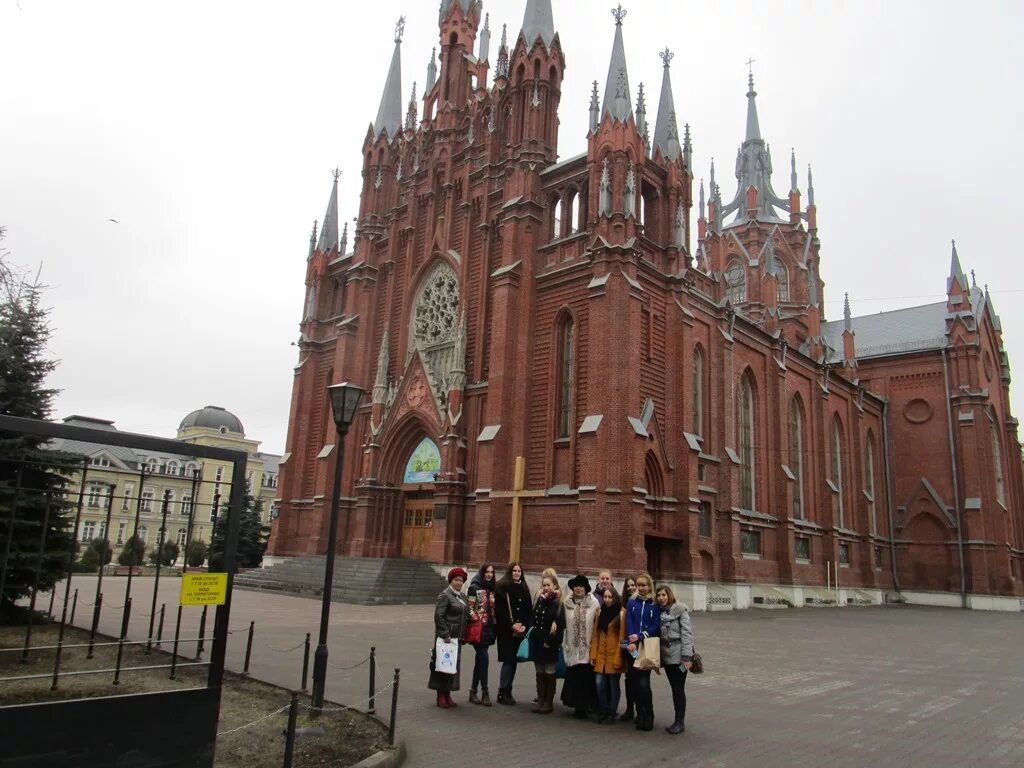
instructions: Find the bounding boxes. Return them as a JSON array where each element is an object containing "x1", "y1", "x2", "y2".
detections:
[
  {"x1": 529, "y1": 595, "x2": 566, "y2": 665},
  {"x1": 494, "y1": 579, "x2": 532, "y2": 663}
]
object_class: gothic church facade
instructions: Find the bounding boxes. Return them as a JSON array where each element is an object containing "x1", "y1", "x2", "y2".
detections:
[{"x1": 269, "y1": 0, "x2": 1024, "y2": 605}]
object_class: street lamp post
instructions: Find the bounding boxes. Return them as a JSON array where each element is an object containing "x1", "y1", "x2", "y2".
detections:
[{"x1": 310, "y1": 382, "x2": 364, "y2": 710}]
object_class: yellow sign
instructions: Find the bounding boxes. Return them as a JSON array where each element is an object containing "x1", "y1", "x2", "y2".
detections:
[{"x1": 180, "y1": 573, "x2": 228, "y2": 606}]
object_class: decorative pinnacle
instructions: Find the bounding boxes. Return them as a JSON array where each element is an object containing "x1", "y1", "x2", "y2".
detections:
[
  {"x1": 311, "y1": 219, "x2": 318, "y2": 239},
  {"x1": 660, "y1": 47, "x2": 674, "y2": 67},
  {"x1": 483, "y1": 12, "x2": 490, "y2": 31},
  {"x1": 332, "y1": 167, "x2": 341, "y2": 181},
  {"x1": 611, "y1": 4, "x2": 626, "y2": 25},
  {"x1": 394, "y1": 16, "x2": 405, "y2": 44},
  {"x1": 500, "y1": 23, "x2": 507, "y2": 49},
  {"x1": 637, "y1": 82, "x2": 646, "y2": 111},
  {"x1": 746, "y1": 58, "x2": 756, "y2": 77},
  {"x1": 971, "y1": 269, "x2": 977, "y2": 288}
]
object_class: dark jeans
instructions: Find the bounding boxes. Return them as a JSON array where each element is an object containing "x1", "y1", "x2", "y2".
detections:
[
  {"x1": 635, "y1": 669, "x2": 653, "y2": 713},
  {"x1": 663, "y1": 664, "x2": 688, "y2": 723},
  {"x1": 471, "y1": 643, "x2": 491, "y2": 692},
  {"x1": 499, "y1": 659, "x2": 518, "y2": 692},
  {"x1": 622, "y1": 651, "x2": 636, "y2": 713},
  {"x1": 595, "y1": 673, "x2": 621, "y2": 715}
]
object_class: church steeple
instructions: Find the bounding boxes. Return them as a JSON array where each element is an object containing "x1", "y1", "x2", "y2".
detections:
[
  {"x1": 745, "y1": 71, "x2": 762, "y2": 142},
  {"x1": 316, "y1": 169, "x2": 340, "y2": 254},
  {"x1": 948, "y1": 239, "x2": 969, "y2": 293},
  {"x1": 373, "y1": 18, "x2": 404, "y2": 141},
  {"x1": 521, "y1": 0, "x2": 556, "y2": 50},
  {"x1": 601, "y1": 5, "x2": 633, "y2": 123},
  {"x1": 653, "y1": 47, "x2": 681, "y2": 162}
]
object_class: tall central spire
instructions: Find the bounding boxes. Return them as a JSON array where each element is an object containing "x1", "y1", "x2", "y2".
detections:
[
  {"x1": 372, "y1": 17, "x2": 404, "y2": 141},
  {"x1": 316, "y1": 169, "x2": 340, "y2": 254},
  {"x1": 744, "y1": 71, "x2": 762, "y2": 143},
  {"x1": 521, "y1": 0, "x2": 556, "y2": 50},
  {"x1": 601, "y1": 5, "x2": 633, "y2": 123},
  {"x1": 653, "y1": 47, "x2": 680, "y2": 161}
]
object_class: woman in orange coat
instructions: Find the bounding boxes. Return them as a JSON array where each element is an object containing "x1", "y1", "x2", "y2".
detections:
[{"x1": 589, "y1": 586, "x2": 625, "y2": 724}]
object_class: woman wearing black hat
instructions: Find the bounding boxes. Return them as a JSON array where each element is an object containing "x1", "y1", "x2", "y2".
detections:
[
  {"x1": 428, "y1": 567, "x2": 470, "y2": 709},
  {"x1": 560, "y1": 574, "x2": 598, "y2": 718}
]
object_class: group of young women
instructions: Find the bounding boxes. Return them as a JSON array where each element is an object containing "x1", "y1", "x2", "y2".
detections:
[{"x1": 428, "y1": 563, "x2": 695, "y2": 735}]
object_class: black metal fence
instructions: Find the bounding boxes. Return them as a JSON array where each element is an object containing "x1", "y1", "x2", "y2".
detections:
[{"x1": 0, "y1": 415, "x2": 246, "y2": 768}]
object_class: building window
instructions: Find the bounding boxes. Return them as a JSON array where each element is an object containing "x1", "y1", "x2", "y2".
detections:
[
  {"x1": 164, "y1": 490, "x2": 176, "y2": 514},
  {"x1": 725, "y1": 259, "x2": 746, "y2": 304},
  {"x1": 116, "y1": 522, "x2": 126, "y2": 545},
  {"x1": 81, "y1": 520, "x2": 96, "y2": 541},
  {"x1": 692, "y1": 347, "x2": 704, "y2": 440},
  {"x1": 146, "y1": 458, "x2": 158, "y2": 473},
  {"x1": 794, "y1": 536, "x2": 810, "y2": 562},
  {"x1": 89, "y1": 456, "x2": 110, "y2": 468},
  {"x1": 176, "y1": 528, "x2": 187, "y2": 547},
  {"x1": 551, "y1": 197, "x2": 562, "y2": 241},
  {"x1": 865, "y1": 431, "x2": 877, "y2": 534},
  {"x1": 556, "y1": 315, "x2": 575, "y2": 438},
  {"x1": 181, "y1": 494, "x2": 193, "y2": 518},
  {"x1": 565, "y1": 189, "x2": 578, "y2": 235},
  {"x1": 790, "y1": 397, "x2": 805, "y2": 520},
  {"x1": 165, "y1": 460, "x2": 179, "y2": 476},
  {"x1": 121, "y1": 482, "x2": 134, "y2": 512},
  {"x1": 776, "y1": 263, "x2": 790, "y2": 302},
  {"x1": 86, "y1": 484, "x2": 105, "y2": 508},
  {"x1": 698, "y1": 502, "x2": 712, "y2": 538},
  {"x1": 831, "y1": 419, "x2": 844, "y2": 528},
  {"x1": 141, "y1": 486, "x2": 155, "y2": 513},
  {"x1": 874, "y1": 546, "x2": 883, "y2": 570},
  {"x1": 186, "y1": 462, "x2": 199, "y2": 478},
  {"x1": 738, "y1": 373, "x2": 756, "y2": 510},
  {"x1": 839, "y1": 542, "x2": 851, "y2": 566},
  {"x1": 98, "y1": 521, "x2": 107, "y2": 540},
  {"x1": 138, "y1": 525, "x2": 148, "y2": 544},
  {"x1": 990, "y1": 412, "x2": 1005, "y2": 506},
  {"x1": 740, "y1": 528, "x2": 761, "y2": 557}
]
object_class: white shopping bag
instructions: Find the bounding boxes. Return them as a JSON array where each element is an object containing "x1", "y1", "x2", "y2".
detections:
[{"x1": 435, "y1": 637, "x2": 458, "y2": 674}]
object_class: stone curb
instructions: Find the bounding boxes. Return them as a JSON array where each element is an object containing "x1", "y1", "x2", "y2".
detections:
[{"x1": 349, "y1": 741, "x2": 406, "y2": 768}]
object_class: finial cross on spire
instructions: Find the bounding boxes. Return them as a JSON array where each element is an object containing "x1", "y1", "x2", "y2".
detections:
[
  {"x1": 660, "y1": 47, "x2": 674, "y2": 67},
  {"x1": 394, "y1": 16, "x2": 406, "y2": 44},
  {"x1": 332, "y1": 167, "x2": 341, "y2": 181},
  {"x1": 611, "y1": 4, "x2": 627, "y2": 25},
  {"x1": 746, "y1": 57, "x2": 756, "y2": 75},
  {"x1": 971, "y1": 269, "x2": 977, "y2": 288}
]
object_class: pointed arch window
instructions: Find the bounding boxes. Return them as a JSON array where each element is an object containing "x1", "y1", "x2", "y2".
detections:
[
  {"x1": 776, "y1": 263, "x2": 790, "y2": 302},
  {"x1": 738, "y1": 373, "x2": 756, "y2": 510},
  {"x1": 550, "y1": 197, "x2": 562, "y2": 241},
  {"x1": 790, "y1": 397, "x2": 805, "y2": 520},
  {"x1": 565, "y1": 189, "x2": 578, "y2": 235},
  {"x1": 556, "y1": 315, "x2": 575, "y2": 438},
  {"x1": 725, "y1": 259, "x2": 746, "y2": 304},
  {"x1": 692, "y1": 347, "x2": 705, "y2": 441},
  {"x1": 990, "y1": 410, "x2": 1006, "y2": 506},
  {"x1": 831, "y1": 418, "x2": 845, "y2": 528},
  {"x1": 865, "y1": 430, "x2": 877, "y2": 534}
]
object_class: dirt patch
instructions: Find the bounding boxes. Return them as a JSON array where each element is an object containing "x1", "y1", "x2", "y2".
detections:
[{"x1": 0, "y1": 622, "x2": 389, "y2": 767}]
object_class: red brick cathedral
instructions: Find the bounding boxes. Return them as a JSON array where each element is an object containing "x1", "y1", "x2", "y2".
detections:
[{"x1": 269, "y1": 0, "x2": 1024, "y2": 604}]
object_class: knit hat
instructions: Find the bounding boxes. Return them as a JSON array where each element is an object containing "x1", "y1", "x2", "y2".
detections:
[{"x1": 447, "y1": 567, "x2": 468, "y2": 583}]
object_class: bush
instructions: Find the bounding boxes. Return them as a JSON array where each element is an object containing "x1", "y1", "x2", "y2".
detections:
[
  {"x1": 117, "y1": 535, "x2": 147, "y2": 567},
  {"x1": 185, "y1": 539, "x2": 207, "y2": 568},
  {"x1": 78, "y1": 537, "x2": 112, "y2": 571},
  {"x1": 148, "y1": 541, "x2": 180, "y2": 566}
]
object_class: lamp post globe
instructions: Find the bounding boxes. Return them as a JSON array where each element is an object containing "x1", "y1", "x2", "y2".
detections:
[{"x1": 310, "y1": 383, "x2": 364, "y2": 710}]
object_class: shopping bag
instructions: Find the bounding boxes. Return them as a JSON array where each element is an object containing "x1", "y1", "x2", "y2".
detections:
[
  {"x1": 555, "y1": 647, "x2": 566, "y2": 679},
  {"x1": 634, "y1": 636, "x2": 661, "y2": 671},
  {"x1": 435, "y1": 637, "x2": 458, "y2": 674},
  {"x1": 516, "y1": 627, "x2": 534, "y2": 661}
]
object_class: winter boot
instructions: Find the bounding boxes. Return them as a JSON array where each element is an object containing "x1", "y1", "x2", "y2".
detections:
[
  {"x1": 538, "y1": 674, "x2": 556, "y2": 714},
  {"x1": 531, "y1": 673, "x2": 545, "y2": 713},
  {"x1": 436, "y1": 692, "x2": 449, "y2": 709},
  {"x1": 468, "y1": 689, "x2": 480, "y2": 705},
  {"x1": 444, "y1": 692, "x2": 457, "y2": 708},
  {"x1": 480, "y1": 691, "x2": 492, "y2": 706},
  {"x1": 666, "y1": 720, "x2": 685, "y2": 735}
]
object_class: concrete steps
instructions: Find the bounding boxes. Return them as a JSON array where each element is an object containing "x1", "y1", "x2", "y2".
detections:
[{"x1": 234, "y1": 556, "x2": 448, "y2": 605}]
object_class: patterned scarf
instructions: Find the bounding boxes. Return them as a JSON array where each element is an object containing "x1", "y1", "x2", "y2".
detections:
[{"x1": 571, "y1": 597, "x2": 589, "y2": 653}]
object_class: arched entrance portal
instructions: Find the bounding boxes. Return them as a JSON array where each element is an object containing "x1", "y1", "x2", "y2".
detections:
[{"x1": 399, "y1": 436, "x2": 440, "y2": 559}]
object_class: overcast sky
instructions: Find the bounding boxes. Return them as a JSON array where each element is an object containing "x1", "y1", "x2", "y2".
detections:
[{"x1": 2, "y1": 0, "x2": 1022, "y2": 453}]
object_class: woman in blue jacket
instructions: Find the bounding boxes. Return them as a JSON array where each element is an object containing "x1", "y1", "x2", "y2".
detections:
[{"x1": 624, "y1": 572, "x2": 661, "y2": 731}]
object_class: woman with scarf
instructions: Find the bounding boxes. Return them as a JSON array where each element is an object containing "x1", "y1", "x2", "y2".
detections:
[
  {"x1": 493, "y1": 562, "x2": 531, "y2": 705},
  {"x1": 619, "y1": 575, "x2": 639, "y2": 722},
  {"x1": 428, "y1": 567, "x2": 470, "y2": 709},
  {"x1": 624, "y1": 572, "x2": 661, "y2": 731},
  {"x1": 529, "y1": 573, "x2": 565, "y2": 714},
  {"x1": 560, "y1": 574, "x2": 598, "y2": 718},
  {"x1": 589, "y1": 586, "x2": 625, "y2": 723},
  {"x1": 466, "y1": 563, "x2": 497, "y2": 706}
]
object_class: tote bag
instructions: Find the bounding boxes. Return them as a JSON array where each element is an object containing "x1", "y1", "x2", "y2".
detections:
[
  {"x1": 435, "y1": 637, "x2": 459, "y2": 675},
  {"x1": 634, "y1": 637, "x2": 661, "y2": 671},
  {"x1": 516, "y1": 627, "x2": 534, "y2": 661}
]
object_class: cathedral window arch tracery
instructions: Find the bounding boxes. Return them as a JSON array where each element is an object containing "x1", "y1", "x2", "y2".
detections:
[
  {"x1": 407, "y1": 259, "x2": 464, "y2": 410},
  {"x1": 726, "y1": 258, "x2": 746, "y2": 304}
]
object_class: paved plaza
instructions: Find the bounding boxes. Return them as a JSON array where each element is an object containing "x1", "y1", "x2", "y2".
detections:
[{"x1": 65, "y1": 576, "x2": 1023, "y2": 768}]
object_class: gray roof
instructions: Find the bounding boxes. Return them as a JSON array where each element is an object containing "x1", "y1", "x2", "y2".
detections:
[
  {"x1": 257, "y1": 452, "x2": 282, "y2": 474},
  {"x1": 521, "y1": 0, "x2": 555, "y2": 50},
  {"x1": 601, "y1": 11, "x2": 632, "y2": 123},
  {"x1": 316, "y1": 176, "x2": 338, "y2": 254},
  {"x1": 179, "y1": 406, "x2": 245, "y2": 435},
  {"x1": 822, "y1": 302, "x2": 948, "y2": 363},
  {"x1": 373, "y1": 39, "x2": 403, "y2": 141},
  {"x1": 653, "y1": 52, "x2": 680, "y2": 161}
]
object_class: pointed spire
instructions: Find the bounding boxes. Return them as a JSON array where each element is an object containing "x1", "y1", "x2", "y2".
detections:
[
  {"x1": 790, "y1": 149, "x2": 798, "y2": 193},
  {"x1": 682, "y1": 123, "x2": 692, "y2": 169},
  {"x1": 405, "y1": 82, "x2": 418, "y2": 131},
  {"x1": 426, "y1": 47, "x2": 438, "y2": 93},
  {"x1": 844, "y1": 292, "x2": 852, "y2": 332},
  {"x1": 709, "y1": 157, "x2": 716, "y2": 193},
  {"x1": 479, "y1": 12, "x2": 491, "y2": 61},
  {"x1": 307, "y1": 220, "x2": 318, "y2": 261},
  {"x1": 601, "y1": 6, "x2": 633, "y2": 123},
  {"x1": 496, "y1": 25, "x2": 509, "y2": 78},
  {"x1": 340, "y1": 221, "x2": 349, "y2": 257},
  {"x1": 373, "y1": 18, "x2": 405, "y2": 140},
  {"x1": 653, "y1": 48, "x2": 681, "y2": 161},
  {"x1": 807, "y1": 164, "x2": 815, "y2": 206},
  {"x1": 624, "y1": 164, "x2": 636, "y2": 217},
  {"x1": 599, "y1": 157, "x2": 612, "y2": 215},
  {"x1": 948, "y1": 239, "x2": 969, "y2": 293},
  {"x1": 745, "y1": 70, "x2": 761, "y2": 143},
  {"x1": 521, "y1": 0, "x2": 556, "y2": 50},
  {"x1": 316, "y1": 170, "x2": 340, "y2": 253},
  {"x1": 699, "y1": 179, "x2": 705, "y2": 217},
  {"x1": 636, "y1": 82, "x2": 648, "y2": 149},
  {"x1": 589, "y1": 80, "x2": 600, "y2": 133}
]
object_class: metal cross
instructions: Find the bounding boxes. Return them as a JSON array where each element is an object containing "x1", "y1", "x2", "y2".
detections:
[
  {"x1": 332, "y1": 167, "x2": 341, "y2": 181},
  {"x1": 611, "y1": 4, "x2": 627, "y2": 25},
  {"x1": 395, "y1": 16, "x2": 406, "y2": 44},
  {"x1": 660, "y1": 47, "x2": 674, "y2": 67},
  {"x1": 746, "y1": 57, "x2": 756, "y2": 75}
]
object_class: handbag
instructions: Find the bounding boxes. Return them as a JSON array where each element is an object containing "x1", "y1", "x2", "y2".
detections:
[
  {"x1": 463, "y1": 614, "x2": 482, "y2": 644},
  {"x1": 555, "y1": 647, "x2": 566, "y2": 679},
  {"x1": 515, "y1": 627, "x2": 534, "y2": 661},
  {"x1": 634, "y1": 636, "x2": 661, "y2": 671},
  {"x1": 690, "y1": 649, "x2": 704, "y2": 675},
  {"x1": 435, "y1": 637, "x2": 458, "y2": 675}
]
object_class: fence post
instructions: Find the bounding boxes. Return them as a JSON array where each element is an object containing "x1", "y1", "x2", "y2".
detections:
[
  {"x1": 368, "y1": 646, "x2": 376, "y2": 714},
  {"x1": 156, "y1": 603, "x2": 166, "y2": 645},
  {"x1": 195, "y1": 604, "x2": 208, "y2": 659},
  {"x1": 300, "y1": 633, "x2": 310, "y2": 691},
  {"x1": 282, "y1": 692, "x2": 299, "y2": 768},
  {"x1": 243, "y1": 620, "x2": 254, "y2": 674},
  {"x1": 388, "y1": 668, "x2": 400, "y2": 747},
  {"x1": 86, "y1": 592, "x2": 103, "y2": 659},
  {"x1": 113, "y1": 596, "x2": 131, "y2": 685},
  {"x1": 69, "y1": 588, "x2": 78, "y2": 625},
  {"x1": 48, "y1": 586, "x2": 56, "y2": 617}
]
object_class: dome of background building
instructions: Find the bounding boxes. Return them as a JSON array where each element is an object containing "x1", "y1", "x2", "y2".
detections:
[{"x1": 178, "y1": 406, "x2": 245, "y2": 435}]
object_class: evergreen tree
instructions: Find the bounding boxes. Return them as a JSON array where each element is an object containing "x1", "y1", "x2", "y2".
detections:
[
  {"x1": 185, "y1": 538, "x2": 207, "y2": 568},
  {"x1": 0, "y1": 242, "x2": 75, "y2": 618},
  {"x1": 79, "y1": 537, "x2": 112, "y2": 570},
  {"x1": 209, "y1": 493, "x2": 267, "y2": 571},
  {"x1": 148, "y1": 541, "x2": 179, "y2": 567},
  {"x1": 117, "y1": 534, "x2": 147, "y2": 567}
]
